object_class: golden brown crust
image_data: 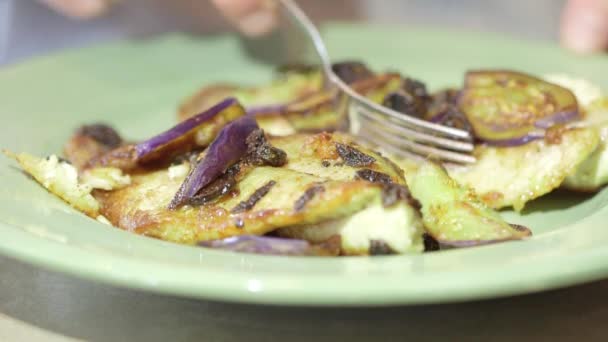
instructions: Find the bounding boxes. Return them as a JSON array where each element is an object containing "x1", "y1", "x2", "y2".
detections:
[{"x1": 63, "y1": 134, "x2": 111, "y2": 170}]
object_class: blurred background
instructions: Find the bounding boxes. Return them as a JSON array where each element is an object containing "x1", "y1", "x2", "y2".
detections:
[{"x1": 1, "y1": 0, "x2": 566, "y2": 65}]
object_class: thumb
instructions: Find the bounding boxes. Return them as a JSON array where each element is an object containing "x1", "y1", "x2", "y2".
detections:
[
  {"x1": 211, "y1": 0, "x2": 278, "y2": 37},
  {"x1": 561, "y1": 0, "x2": 608, "y2": 53}
]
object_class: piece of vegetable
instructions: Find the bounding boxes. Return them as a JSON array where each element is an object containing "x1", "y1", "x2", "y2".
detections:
[
  {"x1": 5, "y1": 152, "x2": 100, "y2": 217},
  {"x1": 459, "y1": 70, "x2": 579, "y2": 144},
  {"x1": 382, "y1": 77, "x2": 430, "y2": 118},
  {"x1": 407, "y1": 161, "x2": 531, "y2": 246},
  {"x1": 331, "y1": 61, "x2": 374, "y2": 84},
  {"x1": 169, "y1": 115, "x2": 259, "y2": 209},
  {"x1": 562, "y1": 98, "x2": 608, "y2": 191},
  {"x1": 87, "y1": 98, "x2": 246, "y2": 171},
  {"x1": 81, "y1": 167, "x2": 131, "y2": 191},
  {"x1": 78, "y1": 124, "x2": 123, "y2": 149},
  {"x1": 425, "y1": 89, "x2": 474, "y2": 133},
  {"x1": 136, "y1": 97, "x2": 245, "y2": 163},
  {"x1": 63, "y1": 124, "x2": 124, "y2": 169},
  {"x1": 198, "y1": 235, "x2": 341, "y2": 256},
  {"x1": 244, "y1": 129, "x2": 288, "y2": 167},
  {"x1": 278, "y1": 199, "x2": 424, "y2": 255},
  {"x1": 98, "y1": 165, "x2": 392, "y2": 245},
  {"x1": 543, "y1": 74, "x2": 603, "y2": 107},
  {"x1": 446, "y1": 127, "x2": 600, "y2": 210}
]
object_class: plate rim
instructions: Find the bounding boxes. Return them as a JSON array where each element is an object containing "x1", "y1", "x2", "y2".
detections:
[{"x1": 2, "y1": 23, "x2": 608, "y2": 306}]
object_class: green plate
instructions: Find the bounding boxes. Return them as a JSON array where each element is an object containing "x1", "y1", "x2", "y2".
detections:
[{"x1": 1, "y1": 23, "x2": 607, "y2": 306}]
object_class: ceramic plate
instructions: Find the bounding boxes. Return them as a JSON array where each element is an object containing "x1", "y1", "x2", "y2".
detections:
[{"x1": 1, "y1": 24, "x2": 607, "y2": 306}]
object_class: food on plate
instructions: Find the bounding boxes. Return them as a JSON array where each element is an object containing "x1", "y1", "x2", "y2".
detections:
[
  {"x1": 6, "y1": 60, "x2": 607, "y2": 256},
  {"x1": 446, "y1": 127, "x2": 599, "y2": 211},
  {"x1": 407, "y1": 162, "x2": 531, "y2": 246},
  {"x1": 542, "y1": 77, "x2": 608, "y2": 192}
]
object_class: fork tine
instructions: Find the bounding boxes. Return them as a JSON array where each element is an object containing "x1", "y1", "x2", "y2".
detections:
[
  {"x1": 333, "y1": 77, "x2": 472, "y2": 140},
  {"x1": 358, "y1": 127, "x2": 477, "y2": 164},
  {"x1": 280, "y1": 0, "x2": 476, "y2": 164},
  {"x1": 356, "y1": 107, "x2": 475, "y2": 152}
]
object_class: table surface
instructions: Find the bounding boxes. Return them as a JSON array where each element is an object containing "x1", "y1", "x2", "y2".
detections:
[
  {"x1": 2, "y1": 253, "x2": 608, "y2": 341},
  {"x1": 3, "y1": 0, "x2": 604, "y2": 340}
]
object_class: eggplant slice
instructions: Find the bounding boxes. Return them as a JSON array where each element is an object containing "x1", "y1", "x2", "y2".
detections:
[
  {"x1": 93, "y1": 132, "x2": 425, "y2": 255},
  {"x1": 446, "y1": 127, "x2": 599, "y2": 211},
  {"x1": 407, "y1": 162, "x2": 531, "y2": 246},
  {"x1": 562, "y1": 98, "x2": 608, "y2": 192}
]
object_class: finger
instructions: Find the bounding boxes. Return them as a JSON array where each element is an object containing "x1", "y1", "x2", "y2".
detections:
[
  {"x1": 561, "y1": 0, "x2": 608, "y2": 53},
  {"x1": 37, "y1": 0, "x2": 112, "y2": 19},
  {"x1": 211, "y1": 0, "x2": 278, "y2": 37}
]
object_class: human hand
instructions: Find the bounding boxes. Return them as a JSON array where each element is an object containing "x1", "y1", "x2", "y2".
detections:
[
  {"x1": 561, "y1": 0, "x2": 608, "y2": 53},
  {"x1": 210, "y1": 0, "x2": 278, "y2": 36},
  {"x1": 37, "y1": 0, "x2": 114, "y2": 19},
  {"x1": 37, "y1": 0, "x2": 278, "y2": 36}
]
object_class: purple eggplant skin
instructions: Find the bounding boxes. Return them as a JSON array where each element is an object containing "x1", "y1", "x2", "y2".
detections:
[
  {"x1": 199, "y1": 235, "x2": 310, "y2": 255},
  {"x1": 135, "y1": 97, "x2": 245, "y2": 163},
  {"x1": 478, "y1": 134, "x2": 542, "y2": 147},
  {"x1": 198, "y1": 235, "x2": 341, "y2": 256},
  {"x1": 246, "y1": 104, "x2": 286, "y2": 117},
  {"x1": 169, "y1": 115, "x2": 259, "y2": 209},
  {"x1": 459, "y1": 70, "x2": 579, "y2": 144}
]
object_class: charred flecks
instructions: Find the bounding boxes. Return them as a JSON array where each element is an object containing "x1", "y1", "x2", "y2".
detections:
[
  {"x1": 382, "y1": 91, "x2": 427, "y2": 118},
  {"x1": 294, "y1": 184, "x2": 325, "y2": 212},
  {"x1": 381, "y1": 183, "x2": 416, "y2": 207},
  {"x1": 335, "y1": 143, "x2": 376, "y2": 167},
  {"x1": 383, "y1": 77, "x2": 430, "y2": 118},
  {"x1": 355, "y1": 169, "x2": 416, "y2": 208},
  {"x1": 435, "y1": 106, "x2": 472, "y2": 132},
  {"x1": 231, "y1": 180, "x2": 277, "y2": 214},
  {"x1": 47, "y1": 155, "x2": 72, "y2": 164},
  {"x1": 355, "y1": 169, "x2": 392, "y2": 184},
  {"x1": 331, "y1": 61, "x2": 374, "y2": 84},
  {"x1": 188, "y1": 164, "x2": 240, "y2": 206},
  {"x1": 77, "y1": 124, "x2": 123, "y2": 148},
  {"x1": 423, "y1": 233, "x2": 441, "y2": 252},
  {"x1": 431, "y1": 88, "x2": 460, "y2": 107},
  {"x1": 428, "y1": 89, "x2": 473, "y2": 133},
  {"x1": 369, "y1": 239, "x2": 397, "y2": 255},
  {"x1": 510, "y1": 223, "x2": 531, "y2": 233},
  {"x1": 245, "y1": 129, "x2": 287, "y2": 167},
  {"x1": 321, "y1": 160, "x2": 331, "y2": 167},
  {"x1": 402, "y1": 77, "x2": 430, "y2": 99},
  {"x1": 171, "y1": 149, "x2": 203, "y2": 166}
]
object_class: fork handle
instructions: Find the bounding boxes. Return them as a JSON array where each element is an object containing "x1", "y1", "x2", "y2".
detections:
[{"x1": 278, "y1": 0, "x2": 334, "y2": 76}]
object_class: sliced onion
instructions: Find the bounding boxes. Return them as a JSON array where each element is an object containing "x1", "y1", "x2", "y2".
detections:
[
  {"x1": 459, "y1": 70, "x2": 579, "y2": 145},
  {"x1": 169, "y1": 115, "x2": 259, "y2": 209},
  {"x1": 135, "y1": 97, "x2": 244, "y2": 162},
  {"x1": 198, "y1": 235, "x2": 340, "y2": 256}
]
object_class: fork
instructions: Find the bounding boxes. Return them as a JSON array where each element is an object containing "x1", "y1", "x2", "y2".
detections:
[{"x1": 278, "y1": 0, "x2": 476, "y2": 164}]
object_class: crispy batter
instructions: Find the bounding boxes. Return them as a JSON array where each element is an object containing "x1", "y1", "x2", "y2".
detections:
[
  {"x1": 88, "y1": 132, "x2": 414, "y2": 243},
  {"x1": 96, "y1": 166, "x2": 384, "y2": 244}
]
